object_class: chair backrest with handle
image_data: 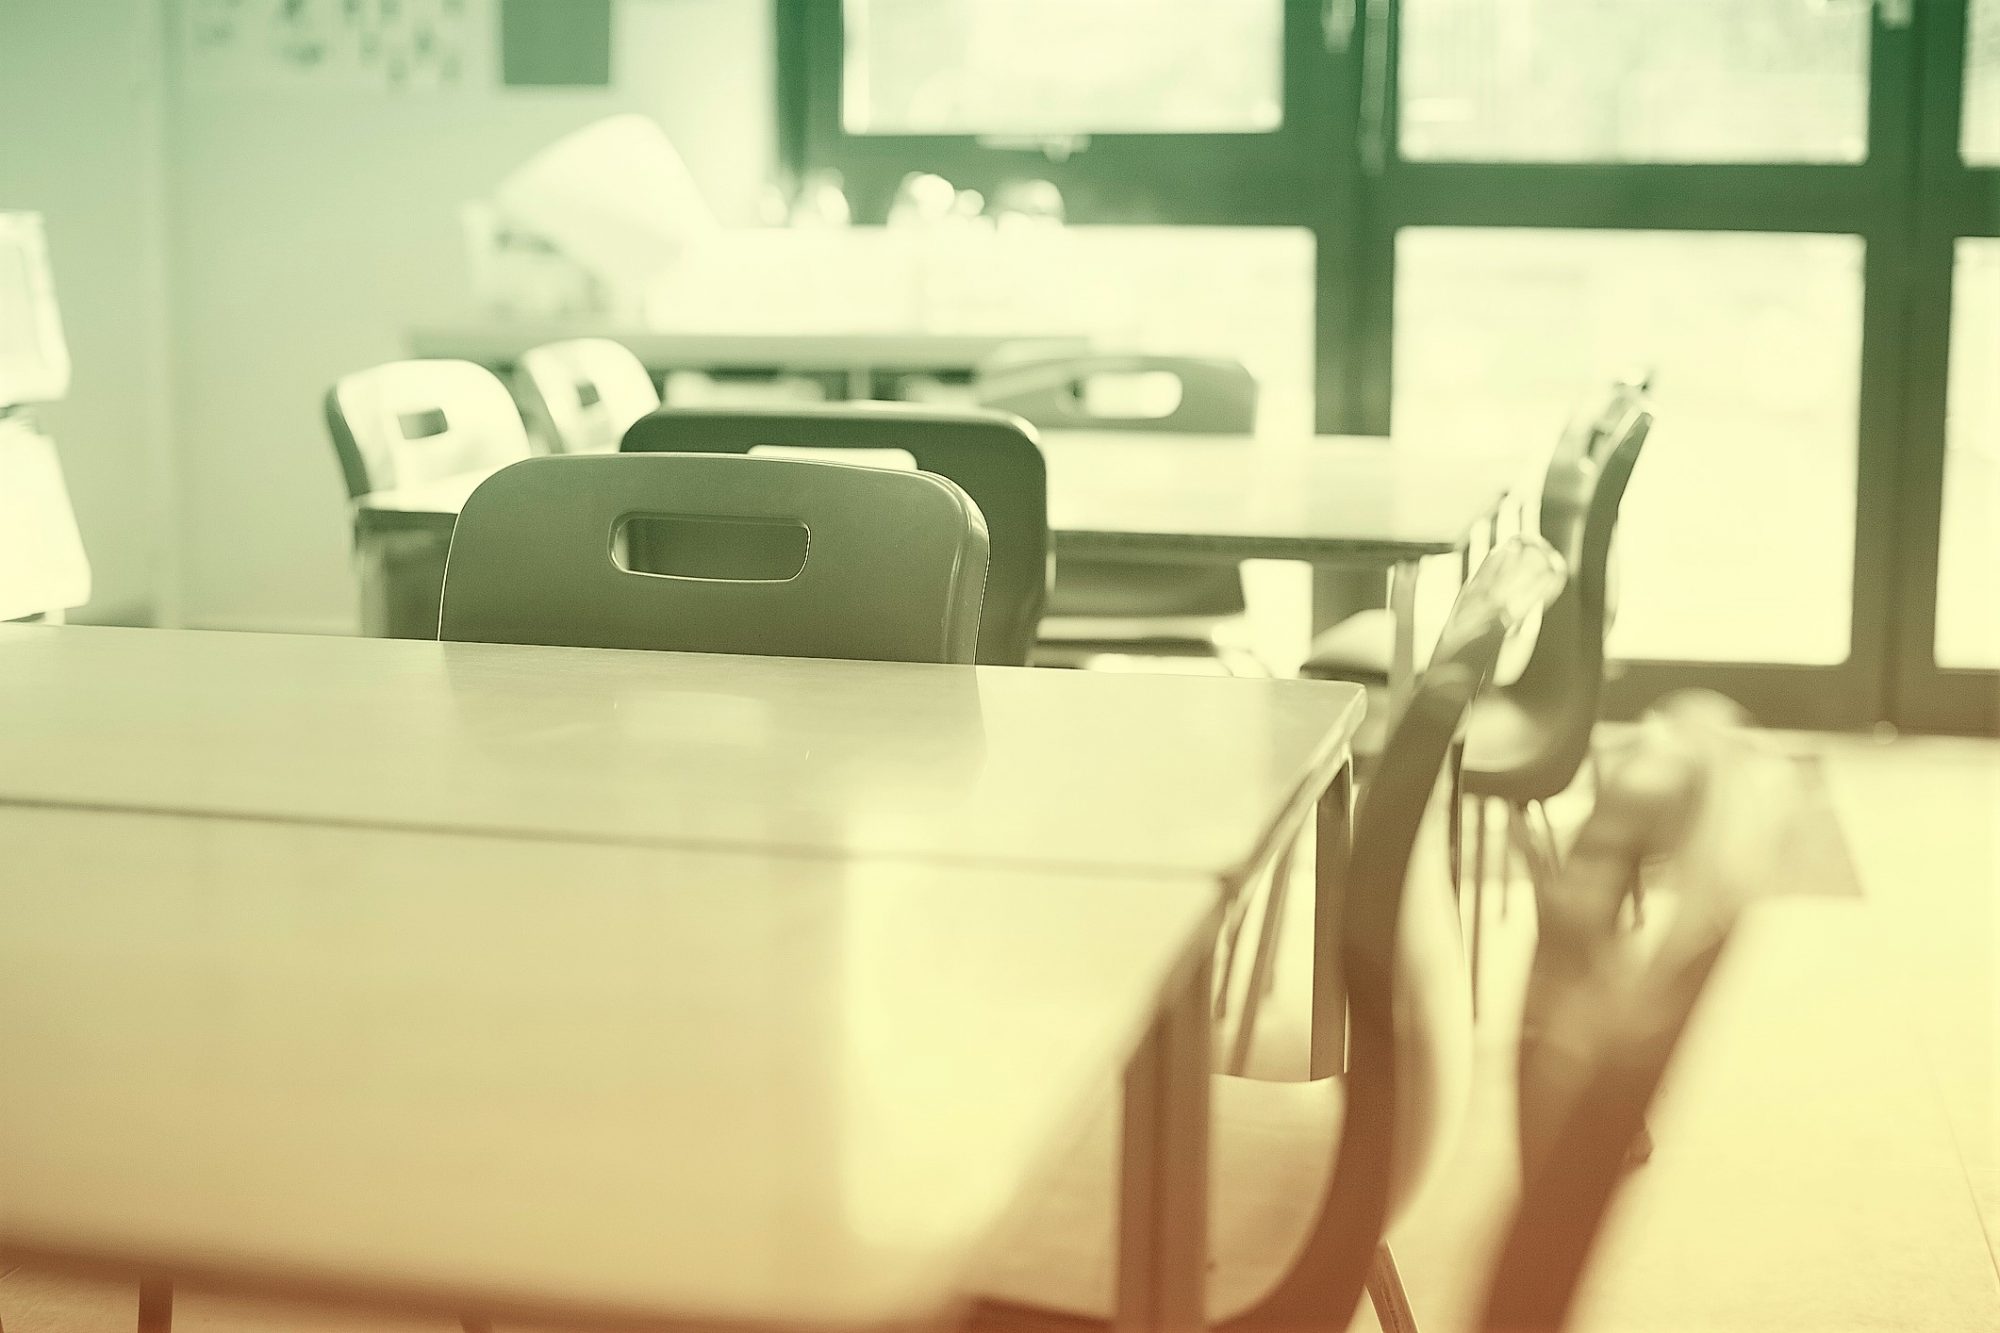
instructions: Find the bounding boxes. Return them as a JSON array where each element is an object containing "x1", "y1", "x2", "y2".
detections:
[
  {"x1": 1237, "y1": 535, "x2": 1568, "y2": 1333},
  {"x1": 622, "y1": 404, "x2": 1045, "y2": 666},
  {"x1": 1482, "y1": 692, "x2": 1794, "y2": 1333},
  {"x1": 975, "y1": 352, "x2": 1258, "y2": 435},
  {"x1": 440, "y1": 453, "x2": 990, "y2": 664},
  {"x1": 0, "y1": 416, "x2": 91, "y2": 622},
  {"x1": 515, "y1": 338, "x2": 661, "y2": 455},
  {"x1": 325, "y1": 359, "x2": 531, "y2": 500}
]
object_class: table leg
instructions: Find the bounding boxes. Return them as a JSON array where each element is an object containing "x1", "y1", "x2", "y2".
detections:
[
  {"x1": 1388, "y1": 559, "x2": 1420, "y2": 705},
  {"x1": 1311, "y1": 763, "x2": 1355, "y2": 1080},
  {"x1": 1118, "y1": 949, "x2": 1213, "y2": 1332},
  {"x1": 845, "y1": 366, "x2": 872, "y2": 400},
  {"x1": 136, "y1": 1280, "x2": 171, "y2": 1333}
]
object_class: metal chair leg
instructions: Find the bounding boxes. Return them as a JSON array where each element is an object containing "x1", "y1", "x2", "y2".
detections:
[{"x1": 1366, "y1": 1243, "x2": 1422, "y2": 1333}]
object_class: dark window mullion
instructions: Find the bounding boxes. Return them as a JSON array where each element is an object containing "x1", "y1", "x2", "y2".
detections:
[{"x1": 1380, "y1": 163, "x2": 1897, "y2": 234}]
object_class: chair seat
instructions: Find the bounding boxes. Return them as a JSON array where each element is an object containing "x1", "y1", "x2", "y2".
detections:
[
  {"x1": 1460, "y1": 688, "x2": 1577, "y2": 806},
  {"x1": 1048, "y1": 559, "x2": 1248, "y2": 621},
  {"x1": 1348, "y1": 682, "x2": 1576, "y2": 808},
  {"x1": 971, "y1": 1073, "x2": 1343, "y2": 1326},
  {"x1": 1299, "y1": 607, "x2": 1404, "y2": 684}
]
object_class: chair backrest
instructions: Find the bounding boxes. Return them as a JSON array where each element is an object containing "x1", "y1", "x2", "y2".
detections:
[
  {"x1": 1239, "y1": 535, "x2": 1568, "y2": 1332},
  {"x1": 1501, "y1": 400, "x2": 1654, "y2": 800},
  {"x1": 974, "y1": 352, "x2": 1259, "y2": 434},
  {"x1": 515, "y1": 338, "x2": 661, "y2": 455},
  {"x1": 440, "y1": 453, "x2": 991, "y2": 664},
  {"x1": 325, "y1": 359, "x2": 531, "y2": 499},
  {"x1": 1481, "y1": 692, "x2": 1791, "y2": 1333},
  {"x1": 622, "y1": 404, "x2": 1046, "y2": 666},
  {"x1": 0, "y1": 416, "x2": 91, "y2": 621}
]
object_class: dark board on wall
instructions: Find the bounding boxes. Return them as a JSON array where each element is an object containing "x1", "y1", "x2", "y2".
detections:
[{"x1": 501, "y1": 0, "x2": 614, "y2": 87}]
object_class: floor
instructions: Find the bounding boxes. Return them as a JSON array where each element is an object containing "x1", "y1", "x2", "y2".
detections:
[
  {"x1": 3, "y1": 731, "x2": 1995, "y2": 1332},
  {"x1": 1310, "y1": 730, "x2": 2000, "y2": 1333}
]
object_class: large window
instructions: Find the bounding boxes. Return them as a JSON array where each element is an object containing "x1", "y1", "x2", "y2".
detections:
[
  {"x1": 1394, "y1": 229, "x2": 1863, "y2": 666},
  {"x1": 788, "y1": 0, "x2": 2000, "y2": 730},
  {"x1": 1398, "y1": 0, "x2": 1872, "y2": 163},
  {"x1": 842, "y1": 0, "x2": 1284, "y2": 136},
  {"x1": 1935, "y1": 240, "x2": 2000, "y2": 669}
]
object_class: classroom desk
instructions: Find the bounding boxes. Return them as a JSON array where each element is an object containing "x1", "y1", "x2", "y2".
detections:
[
  {"x1": 0, "y1": 624, "x2": 1364, "y2": 1077},
  {"x1": 0, "y1": 803, "x2": 1218, "y2": 1331},
  {"x1": 409, "y1": 326, "x2": 1091, "y2": 400},
  {"x1": 353, "y1": 430, "x2": 1521, "y2": 694}
]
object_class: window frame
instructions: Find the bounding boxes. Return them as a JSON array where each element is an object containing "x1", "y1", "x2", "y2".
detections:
[{"x1": 779, "y1": 0, "x2": 1997, "y2": 733}]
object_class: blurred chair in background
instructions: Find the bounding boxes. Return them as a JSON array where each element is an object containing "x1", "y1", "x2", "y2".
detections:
[
  {"x1": 514, "y1": 337, "x2": 660, "y2": 454},
  {"x1": 622, "y1": 404, "x2": 1047, "y2": 667},
  {"x1": 324, "y1": 358, "x2": 532, "y2": 638},
  {"x1": 1481, "y1": 692, "x2": 1792, "y2": 1333},
  {"x1": 1304, "y1": 376, "x2": 1649, "y2": 685},
  {"x1": 975, "y1": 352, "x2": 1261, "y2": 670},
  {"x1": 440, "y1": 453, "x2": 989, "y2": 665},
  {"x1": 1306, "y1": 390, "x2": 1653, "y2": 1013},
  {"x1": 972, "y1": 535, "x2": 1566, "y2": 1333}
]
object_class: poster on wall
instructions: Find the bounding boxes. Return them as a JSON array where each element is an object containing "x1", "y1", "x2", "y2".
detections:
[{"x1": 180, "y1": 0, "x2": 490, "y2": 92}]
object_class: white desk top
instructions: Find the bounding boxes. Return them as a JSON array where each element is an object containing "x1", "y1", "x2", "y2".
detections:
[
  {"x1": 355, "y1": 431, "x2": 1520, "y2": 566},
  {"x1": 0, "y1": 625, "x2": 1361, "y2": 894},
  {"x1": 0, "y1": 802, "x2": 1214, "y2": 1330}
]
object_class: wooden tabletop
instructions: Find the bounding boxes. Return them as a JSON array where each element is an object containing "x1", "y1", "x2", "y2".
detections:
[
  {"x1": 409, "y1": 326, "x2": 1091, "y2": 374},
  {"x1": 1041, "y1": 430, "x2": 1522, "y2": 564},
  {"x1": 354, "y1": 431, "x2": 1520, "y2": 567},
  {"x1": 0, "y1": 625, "x2": 1361, "y2": 895},
  {"x1": 0, "y1": 802, "x2": 1215, "y2": 1331}
]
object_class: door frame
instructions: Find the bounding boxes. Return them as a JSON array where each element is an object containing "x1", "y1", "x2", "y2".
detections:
[{"x1": 1887, "y1": 0, "x2": 2000, "y2": 734}]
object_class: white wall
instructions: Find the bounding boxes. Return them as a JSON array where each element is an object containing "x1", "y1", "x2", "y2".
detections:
[
  {"x1": 164, "y1": 0, "x2": 775, "y2": 632},
  {"x1": 0, "y1": 0, "x2": 177, "y2": 626}
]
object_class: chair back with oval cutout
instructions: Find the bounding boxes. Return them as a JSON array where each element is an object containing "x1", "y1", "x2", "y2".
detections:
[
  {"x1": 325, "y1": 359, "x2": 531, "y2": 499},
  {"x1": 440, "y1": 453, "x2": 990, "y2": 665},
  {"x1": 623, "y1": 404, "x2": 1044, "y2": 666}
]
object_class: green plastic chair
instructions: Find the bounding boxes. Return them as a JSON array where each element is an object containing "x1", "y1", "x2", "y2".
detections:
[
  {"x1": 622, "y1": 404, "x2": 1046, "y2": 666},
  {"x1": 439, "y1": 453, "x2": 990, "y2": 664},
  {"x1": 324, "y1": 359, "x2": 530, "y2": 499},
  {"x1": 971, "y1": 536, "x2": 1566, "y2": 1333},
  {"x1": 514, "y1": 338, "x2": 661, "y2": 455},
  {"x1": 325, "y1": 359, "x2": 535, "y2": 640},
  {"x1": 975, "y1": 352, "x2": 1259, "y2": 664}
]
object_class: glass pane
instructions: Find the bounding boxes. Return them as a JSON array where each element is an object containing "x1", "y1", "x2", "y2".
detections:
[
  {"x1": 1394, "y1": 229, "x2": 1864, "y2": 666},
  {"x1": 1936, "y1": 240, "x2": 2000, "y2": 669},
  {"x1": 1399, "y1": 0, "x2": 1870, "y2": 163},
  {"x1": 1967, "y1": 0, "x2": 2000, "y2": 164},
  {"x1": 843, "y1": 0, "x2": 1283, "y2": 136}
]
